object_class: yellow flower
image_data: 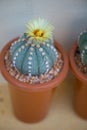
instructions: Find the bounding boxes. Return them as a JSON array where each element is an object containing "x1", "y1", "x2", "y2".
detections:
[{"x1": 26, "y1": 18, "x2": 54, "y2": 43}]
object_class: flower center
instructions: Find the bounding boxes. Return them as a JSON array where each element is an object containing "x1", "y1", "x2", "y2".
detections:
[{"x1": 33, "y1": 29, "x2": 44, "y2": 37}]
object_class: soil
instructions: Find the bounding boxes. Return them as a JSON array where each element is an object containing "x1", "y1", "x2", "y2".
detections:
[
  {"x1": 4, "y1": 49, "x2": 64, "y2": 84},
  {"x1": 74, "y1": 47, "x2": 87, "y2": 76}
]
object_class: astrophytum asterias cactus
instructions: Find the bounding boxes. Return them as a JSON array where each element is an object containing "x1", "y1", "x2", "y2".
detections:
[
  {"x1": 10, "y1": 18, "x2": 59, "y2": 76},
  {"x1": 78, "y1": 30, "x2": 87, "y2": 65}
]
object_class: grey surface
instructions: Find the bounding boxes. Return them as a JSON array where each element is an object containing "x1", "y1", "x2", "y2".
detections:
[{"x1": 0, "y1": 0, "x2": 87, "y2": 51}]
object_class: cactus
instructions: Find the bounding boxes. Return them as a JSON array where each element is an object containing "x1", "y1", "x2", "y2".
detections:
[
  {"x1": 10, "y1": 18, "x2": 59, "y2": 76},
  {"x1": 78, "y1": 30, "x2": 87, "y2": 65}
]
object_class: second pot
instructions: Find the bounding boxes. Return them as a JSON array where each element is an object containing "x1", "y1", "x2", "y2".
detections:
[{"x1": 69, "y1": 42, "x2": 87, "y2": 119}]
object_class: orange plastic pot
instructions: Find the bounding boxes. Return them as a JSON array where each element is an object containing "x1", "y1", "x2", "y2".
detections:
[
  {"x1": 69, "y1": 41, "x2": 87, "y2": 119},
  {"x1": 0, "y1": 38, "x2": 68, "y2": 123}
]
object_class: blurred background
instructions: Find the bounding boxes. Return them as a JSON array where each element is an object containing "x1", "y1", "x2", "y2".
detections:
[{"x1": 0, "y1": 0, "x2": 87, "y2": 50}]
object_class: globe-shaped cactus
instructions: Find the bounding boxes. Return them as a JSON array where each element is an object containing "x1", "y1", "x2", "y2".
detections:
[
  {"x1": 10, "y1": 18, "x2": 59, "y2": 76},
  {"x1": 78, "y1": 30, "x2": 87, "y2": 65}
]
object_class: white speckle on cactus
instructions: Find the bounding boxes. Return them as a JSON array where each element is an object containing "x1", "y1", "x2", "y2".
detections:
[
  {"x1": 28, "y1": 57, "x2": 32, "y2": 60},
  {"x1": 28, "y1": 66, "x2": 32, "y2": 69},
  {"x1": 31, "y1": 44, "x2": 35, "y2": 47},
  {"x1": 46, "y1": 69, "x2": 49, "y2": 73},
  {"x1": 14, "y1": 41, "x2": 17, "y2": 44},
  {"x1": 45, "y1": 61, "x2": 48, "y2": 65},
  {"x1": 55, "y1": 50, "x2": 58, "y2": 56},
  {"x1": 25, "y1": 43, "x2": 30, "y2": 46},
  {"x1": 15, "y1": 53, "x2": 18, "y2": 56},
  {"x1": 28, "y1": 67, "x2": 31, "y2": 71},
  {"x1": 13, "y1": 57, "x2": 16, "y2": 60},
  {"x1": 25, "y1": 44, "x2": 28, "y2": 46},
  {"x1": 30, "y1": 47, "x2": 34, "y2": 51},
  {"x1": 39, "y1": 48, "x2": 43, "y2": 52},
  {"x1": 30, "y1": 52, "x2": 33, "y2": 55},
  {"x1": 81, "y1": 53, "x2": 84, "y2": 63},
  {"x1": 78, "y1": 30, "x2": 87, "y2": 65},
  {"x1": 18, "y1": 48, "x2": 21, "y2": 52},
  {"x1": 21, "y1": 45, "x2": 25, "y2": 49},
  {"x1": 13, "y1": 60, "x2": 16, "y2": 64},
  {"x1": 82, "y1": 50, "x2": 85, "y2": 53},
  {"x1": 28, "y1": 71, "x2": 31, "y2": 75},
  {"x1": 56, "y1": 54, "x2": 59, "y2": 58},
  {"x1": 47, "y1": 44, "x2": 50, "y2": 47},
  {"x1": 53, "y1": 48, "x2": 56, "y2": 52},
  {"x1": 50, "y1": 46, "x2": 54, "y2": 49},
  {"x1": 28, "y1": 73, "x2": 31, "y2": 76},
  {"x1": 46, "y1": 64, "x2": 49, "y2": 68},
  {"x1": 42, "y1": 52, "x2": 45, "y2": 56},
  {"x1": 56, "y1": 51, "x2": 58, "y2": 55},
  {"x1": 43, "y1": 42, "x2": 45, "y2": 45},
  {"x1": 36, "y1": 44, "x2": 40, "y2": 48},
  {"x1": 28, "y1": 69, "x2": 31, "y2": 72},
  {"x1": 28, "y1": 62, "x2": 32, "y2": 65}
]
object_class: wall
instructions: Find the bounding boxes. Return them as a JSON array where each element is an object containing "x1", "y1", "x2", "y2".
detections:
[{"x1": 0, "y1": 0, "x2": 87, "y2": 50}]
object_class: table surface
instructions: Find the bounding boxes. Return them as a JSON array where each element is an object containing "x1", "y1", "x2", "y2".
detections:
[{"x1": 0, "y1": 73, "x2": 87, "y2": 130}]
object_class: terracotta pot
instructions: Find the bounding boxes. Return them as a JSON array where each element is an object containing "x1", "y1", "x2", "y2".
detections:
[
  {"x1": 0, "y1": 38, "x2": 68, "y2": 123},
  {"x1": 69, "y1": 41, "x2": 87, "y2": 119}
]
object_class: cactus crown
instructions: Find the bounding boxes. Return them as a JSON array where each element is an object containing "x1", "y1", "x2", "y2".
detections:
[
  {"x1": 78, "y1": 30, "x2": 87, "y2": 65},
  {"x1": 10, "y1": 18, "x2": 59, "y2": 76}
]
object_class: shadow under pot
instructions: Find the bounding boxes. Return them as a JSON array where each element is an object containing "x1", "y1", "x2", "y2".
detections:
[{"x1": 0, "y1": 38, "x2": 68, "y2": 123}]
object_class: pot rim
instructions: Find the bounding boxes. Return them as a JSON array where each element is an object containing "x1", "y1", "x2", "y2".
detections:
[
  {"x1": 0, "y1": 37, "x2": 69, "y2": 92},
  {"x1": 69, "y1": 41, "x2": 87, "y2": 83}
]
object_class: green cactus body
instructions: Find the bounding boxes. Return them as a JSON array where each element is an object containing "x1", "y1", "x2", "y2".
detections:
[
  {"x1": 78, "y1": 31, "x2": 87, "y2": 65},
  {"x1": 10, "y1": 34, "x2": 58, "y2": 76}
]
